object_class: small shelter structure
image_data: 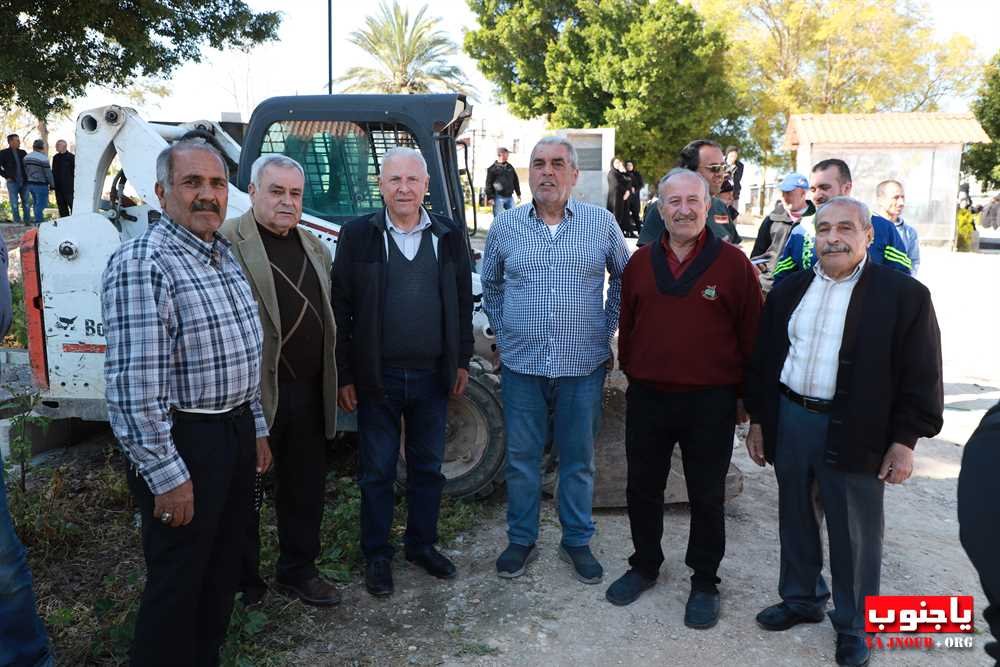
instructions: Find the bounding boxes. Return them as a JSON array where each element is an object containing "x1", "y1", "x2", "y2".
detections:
[{"x1": 784, "y1": 113, "x2": 991, "y2": 243}]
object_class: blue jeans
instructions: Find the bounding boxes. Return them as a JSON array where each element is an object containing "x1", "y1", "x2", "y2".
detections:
[
  {"x1": 502, "y1": 364, "x2": 606, "y2": 548},
  {"x1": 357, "y1": 367, "x2": 449, "y2": 561},
  {"x1": 0, "y1": 453, "x2": 54, "y2": 667},
  {"x1": 6, "y1": 180, "x2": 29, "y2": 223},
  {"x1": 27, "y1": 185, "x2": 48, "y2": 224},
  {"x1": 492, "y1": 195, "x2": 515, "y2": 217}
]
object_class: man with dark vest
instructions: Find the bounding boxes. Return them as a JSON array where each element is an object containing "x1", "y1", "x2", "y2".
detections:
[
  {"x1": 744, "y1": 196, "x2": 943, "y2": 667},
  {"x1": 332, "y1": 147, "x2": 473, "y2": 597},
  {"x1": 606, "y1": 168, "x2": 761, "y2": 630},
  {"x1": 222, "y1": 154, "x2": 340, "y2": 608}
]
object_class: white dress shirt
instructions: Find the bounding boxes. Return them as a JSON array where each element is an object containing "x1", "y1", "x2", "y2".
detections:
[
  {"x1": 780, "y1": 256, "x2": 866, "y2": 400},
  {"x1": 386, "y1": 208, "x2": 432, "y2": 260}
]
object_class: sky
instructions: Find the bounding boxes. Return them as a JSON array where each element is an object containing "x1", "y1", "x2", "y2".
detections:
[{"x1": 50, "y1": 0, "x2": 1000, "y2": 140}]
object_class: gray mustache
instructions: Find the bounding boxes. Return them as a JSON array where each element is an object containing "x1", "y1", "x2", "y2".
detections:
[
  {"x1": 191, "y1": 199, "x2": 221, "y2": 215},
  {"x1": 821, "y1": 243, "x2": 850, "y2": 254}
]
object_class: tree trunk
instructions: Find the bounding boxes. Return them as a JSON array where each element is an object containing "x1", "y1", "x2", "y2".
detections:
[{"x1": 36, "y1": 117, "x2": 49, "y2": 150}]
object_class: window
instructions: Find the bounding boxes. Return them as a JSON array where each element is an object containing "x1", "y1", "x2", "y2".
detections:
[{"x1": 258, "y1": 120, "x2": 428, "y2": 221}]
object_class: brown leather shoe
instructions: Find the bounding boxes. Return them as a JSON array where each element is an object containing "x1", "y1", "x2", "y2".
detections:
[{"x1": 273, "y1": 576, "x2": 342, "y2": 607}]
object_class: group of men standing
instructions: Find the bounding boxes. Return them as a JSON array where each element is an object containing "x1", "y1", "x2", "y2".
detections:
[
  {"x1": 0, "y1": 133, "x2": 74, "y2": 223},
  {"x1": 88, "y1": 130, "x2": 980, "y2": 667}
]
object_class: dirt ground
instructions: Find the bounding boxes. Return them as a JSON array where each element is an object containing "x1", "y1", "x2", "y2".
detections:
[{"x1": 284, "y1": 246, "x2": 997, "y2": 667}]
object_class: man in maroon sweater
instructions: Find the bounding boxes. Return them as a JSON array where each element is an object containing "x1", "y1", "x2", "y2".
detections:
[{"x1": 605, "y1": 168, "x2": 762, "y2": 629}]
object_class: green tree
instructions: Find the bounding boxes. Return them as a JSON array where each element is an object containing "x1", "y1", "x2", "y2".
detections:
[
  {"x1": 0, "y1": 1, "x2": 280, "y2": 121},
  {"x1": 339, "y1": 1, "x2": 473, "y2": 97},
  {"x1": 965, "y1": 52, "x2": 1000, "y2": 189},
  {"x1": 695, "y1": 0, "x2": 982, "y2": 167},
  {"x1": 466, "y1": 0, "x2": 744, "y2": 181}
]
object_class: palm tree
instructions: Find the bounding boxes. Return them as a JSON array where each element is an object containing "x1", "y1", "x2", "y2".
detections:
[{"x1": 338, "y1": 1, "x2": 474, "y2": 98}]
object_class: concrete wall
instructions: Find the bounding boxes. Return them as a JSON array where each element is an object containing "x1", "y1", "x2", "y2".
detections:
[{"x1": 796, "y1": 143, "x2": 961, "y2": 243}]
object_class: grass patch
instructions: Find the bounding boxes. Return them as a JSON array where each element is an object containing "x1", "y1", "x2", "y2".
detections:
[{"x1": 11, "y1": 439, "x2": 487, "y2": 666}]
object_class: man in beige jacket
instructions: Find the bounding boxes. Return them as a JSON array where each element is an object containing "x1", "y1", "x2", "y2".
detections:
[{"x1": 221, "y1": 154, "x2": 340, "y2": 607}]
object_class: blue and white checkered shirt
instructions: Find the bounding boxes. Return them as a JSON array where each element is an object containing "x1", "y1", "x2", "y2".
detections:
[
  {"x1": 481, "y1": 198, "x2": 631, "y2": 377},
  {"x1": 102, "y1": 216, "x2": 268, "y2": 495}
]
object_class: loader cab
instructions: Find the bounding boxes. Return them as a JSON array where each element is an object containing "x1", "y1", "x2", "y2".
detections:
[{"x1": 238, "y1": 94, "x2": 473, "y2": 244}]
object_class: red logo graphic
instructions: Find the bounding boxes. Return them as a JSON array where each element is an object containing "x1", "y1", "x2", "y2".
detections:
[{"x1": 865, "y1": 596, "x2": 975, "y2": 634}]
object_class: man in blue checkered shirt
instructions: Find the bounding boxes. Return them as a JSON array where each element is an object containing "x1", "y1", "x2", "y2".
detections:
[
  {"x1": 102, "y1": 140, "x2": 271, "y2": 667},
  {"x1": 482, "y1": 136, "x2": 631, "y2": 584}
]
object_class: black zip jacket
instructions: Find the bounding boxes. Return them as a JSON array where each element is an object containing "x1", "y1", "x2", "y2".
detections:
[
  {"x1": 331, "y1": 208, "x2": 473, "y2": 397},
  {"x1": 744, "y1": 262, "x2": 943, "y2": 474}
]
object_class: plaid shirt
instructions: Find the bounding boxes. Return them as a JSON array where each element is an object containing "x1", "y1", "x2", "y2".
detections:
[
  {"x1": 102, "y1": 216, "x2": 268, "y2": 495},
  {"x1": 481, "y1": 198, "x2": 631, "y2": 378}
]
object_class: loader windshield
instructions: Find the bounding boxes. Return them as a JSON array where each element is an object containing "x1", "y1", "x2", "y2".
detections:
[{"x1": 258, "y1": 119, "x2": 431, "y2": 221}]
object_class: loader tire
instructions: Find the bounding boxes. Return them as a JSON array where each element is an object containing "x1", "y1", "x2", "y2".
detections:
[{"x1": 397, "y1": 358, "x2": 505, "y2": 499}]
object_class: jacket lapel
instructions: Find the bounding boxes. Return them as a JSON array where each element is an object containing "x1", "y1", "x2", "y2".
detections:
[{"x1": 236, "y1": 210, "x2": 281, "y2": 332}]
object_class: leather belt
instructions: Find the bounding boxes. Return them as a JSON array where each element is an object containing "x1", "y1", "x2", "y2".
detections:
[
  {"x1": 171, "y1": 402, "x2": 251, "y2": 422},
  {"x1": 780, "y1": 384, "x2": 832, "y2": 414}
]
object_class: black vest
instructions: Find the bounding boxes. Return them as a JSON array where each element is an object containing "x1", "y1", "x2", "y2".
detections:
[{"x1": 381, "y1": 230, "x2": 443, "y2": 368}]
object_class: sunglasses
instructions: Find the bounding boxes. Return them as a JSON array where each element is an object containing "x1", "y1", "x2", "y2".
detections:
[{"x1": 703, "y1": 163, "x2": 727, "y2": 174}]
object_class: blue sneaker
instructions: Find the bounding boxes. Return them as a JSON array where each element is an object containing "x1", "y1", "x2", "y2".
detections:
[{"x1": 559, "y1": 544, "x2": 603, "y2": 584}]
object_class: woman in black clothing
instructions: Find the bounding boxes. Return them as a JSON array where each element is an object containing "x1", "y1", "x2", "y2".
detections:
[{"x1": 606, "y1": 157, "x2": 634, "y2": 237}]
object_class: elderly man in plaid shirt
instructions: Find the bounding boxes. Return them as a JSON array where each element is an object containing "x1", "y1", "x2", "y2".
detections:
[
  {"x1": 102, "y1": 140, "x2": 271, "y2": 667},
  {"x1": 482, "y1": 136, "x2": 630, "y2": 584}
]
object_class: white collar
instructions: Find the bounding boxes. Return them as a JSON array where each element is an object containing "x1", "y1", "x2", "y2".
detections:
[{"x1": 386, "y1": 208, "x2": 431, "y2": 235}]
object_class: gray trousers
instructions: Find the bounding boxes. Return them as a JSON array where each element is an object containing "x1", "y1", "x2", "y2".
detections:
[{"x1": 774, "y1": 394, "x2": 885, "y2": 637}]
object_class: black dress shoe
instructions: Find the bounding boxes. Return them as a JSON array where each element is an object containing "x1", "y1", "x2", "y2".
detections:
[
  {"x1": 273, "y1": 576, "x2": 341, "y2": 607},
  {"x1": 684, "y1": 588, "x2": 720, "y2": 629},
  {"x1": 605, "y1": 569, "x2": 656, "y2": 606},
  {"x1": 365, "y1": 558, "x2": 394, "y2": 597},
  {"x1": 756, "y1": 602, "x2": 826, "y2": 631},
  {"x1": 835, "y1": 633, "x2": 871, "y2": 666},
  {"x1": 405, "y1": 546, "x2": 457, "y2": 579}
]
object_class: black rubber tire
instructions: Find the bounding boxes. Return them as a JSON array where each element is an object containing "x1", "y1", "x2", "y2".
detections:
[{"x1": 396, "y1": 359, "x2": 505, "y2": 499}]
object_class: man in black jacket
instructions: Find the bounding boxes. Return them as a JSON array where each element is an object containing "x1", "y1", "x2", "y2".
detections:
[
  {"x1": 485, "y1": 147, "x2": 520, "y2": 216},
  {"x1": 744, "y1": 196, "x2": 943, "y2": 667},
  {"x1": 958, "y1": 401, "x2": 1000, "y2": 666},
  {"x1": 52, "y1": 139, "x2": 74, "y2": 217},
  {"x1": 332, "y1": 147, "x2": 473, "y2": 598},
  {"x1": 0, "y1": 134, "x2": 29, "y2": 223}
]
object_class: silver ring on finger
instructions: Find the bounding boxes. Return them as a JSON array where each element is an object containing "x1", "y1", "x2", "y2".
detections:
[{"x1": 160, "y1": 512, "x2": 173, "y2": 524}]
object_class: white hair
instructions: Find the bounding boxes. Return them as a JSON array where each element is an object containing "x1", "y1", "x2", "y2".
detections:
[
  {"x1": 816, "y1": 196, "x2": 872, "y2": 229},
  {"x1": 530, "y1": 136, "x2": 578, "y2": 168},
  {"x1": 251, "y1": 154, "x2": 305, "y2": 189},
  {"x1": 657, "y1": 167, "x2": 711, "y2": 204},
  {"x1": 381, "y1": 146, "x2": 428, "y2": 175}
]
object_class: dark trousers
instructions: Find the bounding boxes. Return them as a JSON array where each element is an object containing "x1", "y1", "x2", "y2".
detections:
[
  {"x1": 358, "y1": 367, "x2": 449, "y2": 561},
  {"x1": 625, "y1": 382, "x2": 736, "y2": 589},
  {"x1": 958, "y1": 402, "x2": 1000, "y2": 664},
  {"x1": 628, "y1": 194, "x2": 642, "y2": 232},
  {"x1": 243, "y1": 380, "x2": 327, "y2": 591},
  {"x1": 54, "y1": 186, "x2": 71, "y2": 217},
  {"x1": 774, "y1": 394, "x2": 884, "y2": 637},
  {"x1": 127, "y1": 407, "x2": 256, "y2": 667}
]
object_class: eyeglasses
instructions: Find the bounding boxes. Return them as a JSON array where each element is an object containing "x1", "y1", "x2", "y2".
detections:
[{"x1": 703, "y1": 163, "x2": 727, "y2": 174}]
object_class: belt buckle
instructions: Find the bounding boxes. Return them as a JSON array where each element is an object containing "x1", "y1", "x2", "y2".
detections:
[{"x1": 802, "y1": 396, "x2": 822, "y2": 412}]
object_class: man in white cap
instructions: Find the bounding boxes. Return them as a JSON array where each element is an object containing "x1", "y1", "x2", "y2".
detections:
[{"x1": 750, "y1": 173, "x2": 816, "y2": 292}]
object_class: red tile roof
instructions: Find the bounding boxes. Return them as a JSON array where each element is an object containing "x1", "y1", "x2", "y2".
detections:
[{"x1": 783, "y1": 113, "x2": 991, "y2": 149}]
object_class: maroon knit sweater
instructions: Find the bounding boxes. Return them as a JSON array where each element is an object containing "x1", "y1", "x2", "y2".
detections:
[{"x1": 619, "y1": 231, "x2": 763, "y2": 391}]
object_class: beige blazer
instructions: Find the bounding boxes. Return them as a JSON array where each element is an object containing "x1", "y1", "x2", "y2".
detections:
[{"x1": 221, "y1": 209, "x2": 338, "y2": 438}]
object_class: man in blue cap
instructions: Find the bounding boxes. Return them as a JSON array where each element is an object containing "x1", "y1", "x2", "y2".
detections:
[
  {"x1": 750, "y1": 172, "x2": 817, "y2": 293},
  {"x1": 771, "y1": 159, "x2": 911, "y2": 286}
]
